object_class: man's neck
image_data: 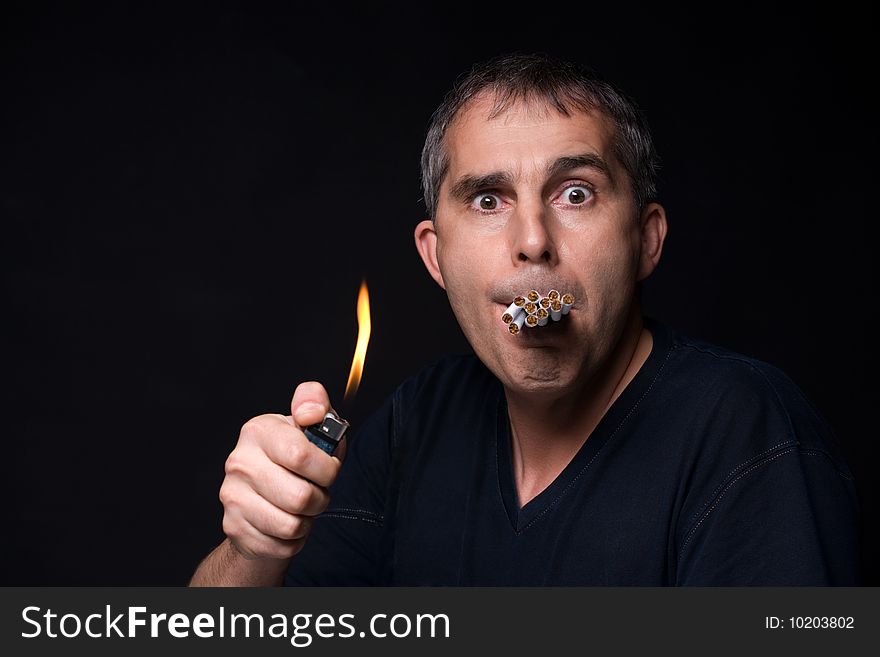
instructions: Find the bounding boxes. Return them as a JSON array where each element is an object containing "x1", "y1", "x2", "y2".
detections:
[{"x1": 502, "y1": 307, "x2": 653, "y2": 507}]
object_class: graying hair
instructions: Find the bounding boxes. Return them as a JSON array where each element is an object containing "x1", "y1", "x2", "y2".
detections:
[{"x1": 420, "y1": 53, "x2": 660, "y2": 221}]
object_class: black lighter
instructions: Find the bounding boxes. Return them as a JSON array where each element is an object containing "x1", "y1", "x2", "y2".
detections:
[{"x1": 304, "y1": 411, "x2": 350, "y2": 455}]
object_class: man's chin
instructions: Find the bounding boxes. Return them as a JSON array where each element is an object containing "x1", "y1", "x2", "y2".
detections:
[{"x1": 494, "y1": 358, "x2": 582, "y2": 397}]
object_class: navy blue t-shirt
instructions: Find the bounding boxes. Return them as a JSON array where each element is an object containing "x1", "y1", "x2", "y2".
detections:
[{"x1": 284, "y1": 317, "x2": 862, "y2": 585}]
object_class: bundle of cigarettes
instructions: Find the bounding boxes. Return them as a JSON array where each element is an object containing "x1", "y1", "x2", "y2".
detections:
[{"x1": 501, "y1": 289, "x2": 574, "y2": 334}]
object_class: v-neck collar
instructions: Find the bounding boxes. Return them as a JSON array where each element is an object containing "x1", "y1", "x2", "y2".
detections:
[{"x1": 494, "y1": 316, "x2": 673, "y2": 534}]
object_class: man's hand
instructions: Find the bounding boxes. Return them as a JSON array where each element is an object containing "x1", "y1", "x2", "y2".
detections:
[
  {"x1": 220, "y1": 381, "x2": 347, "y2": 561},
  {"x1": 189, "y1": 381, "x2": 347, "y2": 586}
]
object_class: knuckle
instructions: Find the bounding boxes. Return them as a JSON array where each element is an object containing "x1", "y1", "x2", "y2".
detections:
[
  {"x1": 240, "y1": 415, "x2": 272, "y2": 443},
  {"x1": 298, "y1": 516, "x2": 314, "y2": 537},
  {"x1": 312, "y1": 492, "x2": 330, "y2": 515},
  {"x1": 224, "y1": 451, "x2": 244, "y2": 476},
  {"x1": 288, "y1": 537, "x2": 307, "y2": 557},
  {"x1": 287, "y1": 440, "x2": 310, "y2": 471},
  {"x1": 222, "y1": 514, "x2": 242, "y2": 540},
  {"x1": 273, "y1": 539, "x2": 300, "y2": 560},
  {"x1": 218, "y1": 480, "x2": 239, "y2": 508},
  {"x1": 279, "y1": 515, "x2": 302, "y2": 540},
  {"x1": 287, "y1": 483, "x2": 311, "y2": 511},
  {"x1": 239, "y1": 417, "x2": 258, "y2": 439}
]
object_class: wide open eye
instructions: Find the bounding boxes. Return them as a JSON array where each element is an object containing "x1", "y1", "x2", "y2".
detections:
[
  {"x1": 560, "y1": 185, "x2": 593, "y2": 205},
  {"x1": 472, "y1": 193, "x2": 502, "y2": 211}
]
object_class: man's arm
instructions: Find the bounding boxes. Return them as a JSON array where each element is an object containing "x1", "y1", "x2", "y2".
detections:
[
  {"x1": 189, "y1": 382, "x2": 345, "y2": 587},
  {"x1": 189, "y1": 538, "x2": 290, "y2": 587}
]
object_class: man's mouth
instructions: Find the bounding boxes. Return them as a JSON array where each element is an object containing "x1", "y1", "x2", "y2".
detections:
[{"x1": 494, "y1": 291, "x2": 576, "y2": 337}]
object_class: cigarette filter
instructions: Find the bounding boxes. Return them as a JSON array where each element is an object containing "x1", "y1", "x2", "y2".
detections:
[
  {"x1": 536, "y1": 307, "x2": 549, "y2": 326},
  {"x1": 501, "y1": 302, "x2": 524, "y2": 324},
  {"x1": 561, "y1": 293, "x2": 574, "y2": 315},
  {"x1": 503, "y1": 289, "x2": 575, "y2": 334},
  {"x1": 508, "y1": 312, "x2": 526, "y2": 334},
  {"x1": 304, "y1": 410, "x2": 350, "y2": 455}
]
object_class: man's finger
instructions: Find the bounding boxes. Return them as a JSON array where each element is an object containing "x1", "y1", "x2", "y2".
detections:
[
  {"x1": 262, "y1": 429, "x2": 342, "y2": 488},
  {"x1": 232, "y1": 516, "x2": 306, "y2": 561},
  {"x1": 248, "y1": 459, "x2": 332, "y2": 516},
  {"x1": 245, "y1": 493, "x2": 315, "y2": 542},
  {"x1": 290, "y1": 381, "x2": 333, "y2": 430}
]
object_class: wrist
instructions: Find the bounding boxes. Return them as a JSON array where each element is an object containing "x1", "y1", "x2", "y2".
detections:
[{"x1": 222, "y1": 539, "x2": 291, "y2": 585}]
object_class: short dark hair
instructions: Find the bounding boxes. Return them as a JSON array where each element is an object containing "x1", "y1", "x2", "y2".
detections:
[{"x1": 420, "y1": 53, "x2": 660, "y2": 220}]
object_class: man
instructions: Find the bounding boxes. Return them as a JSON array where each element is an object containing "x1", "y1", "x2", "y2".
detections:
[{"x1": 189, "y1": 53, "x2": 861, "y2": 586}]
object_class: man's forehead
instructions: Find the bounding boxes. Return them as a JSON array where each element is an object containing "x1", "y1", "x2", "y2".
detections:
[{"x1": 443, "y1": 93, "x2": 618, "y2": 180}]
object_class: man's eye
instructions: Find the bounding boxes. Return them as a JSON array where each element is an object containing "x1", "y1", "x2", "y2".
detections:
[
  {"x1": 560, "y1": 186, "x2": 592, "y2": 205},
  {"x1": 472, "y1": 194, "x2": 502, "y2": 211}
]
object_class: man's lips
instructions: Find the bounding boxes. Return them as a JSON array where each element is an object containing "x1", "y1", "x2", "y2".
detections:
[
  {"x1": 494, "y1": 301, "x2": 578, "y2": 311},
  {"x1": 494, "y1": 301, "x2": 575, "y2": 337}
]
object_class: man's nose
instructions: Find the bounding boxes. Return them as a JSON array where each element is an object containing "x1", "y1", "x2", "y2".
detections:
[{"x1": 509, "y1": 199, "x2": 557, "y2": 265}]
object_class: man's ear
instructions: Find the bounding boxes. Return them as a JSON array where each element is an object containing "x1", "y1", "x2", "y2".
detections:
[
  {"x1": 414, "y1": 219, "x2": 446, "y2": 290},
  {"x1": 636, "y1": 202, "x2": 668, "y2": 282}
]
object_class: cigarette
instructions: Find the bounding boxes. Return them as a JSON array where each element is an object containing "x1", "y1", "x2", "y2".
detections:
[
  {"x1": 505, "y1": 290, "x2": 573, "y2": 334},
  {"x1": 508, "y1": 312, "x2": 526, "y2": 334},
  {"x1": 501, "y1": 302, "x2": 524, "y2": 324},
  {"x1": 561, "y1": 293, "x2": 574, "y2": 315}
]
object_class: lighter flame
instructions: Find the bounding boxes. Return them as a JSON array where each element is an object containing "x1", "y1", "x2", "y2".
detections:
[{"x1": 344, "y1": 279, "x2": 371, "y2": 400}]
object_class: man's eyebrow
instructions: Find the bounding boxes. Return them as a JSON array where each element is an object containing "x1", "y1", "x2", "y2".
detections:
[
  {"x1": 448, "y1": 153, "x2": 615, "y2": 203},
  {"x1": 448, "y1": 172, "x2": 513, "y2": 203},
  {"x1": 547, "y1": 153, "x2": 615, "y2": 187}
]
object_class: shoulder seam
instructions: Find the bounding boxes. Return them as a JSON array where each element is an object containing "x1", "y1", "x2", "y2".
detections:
[
  {"x1": 677, "y1": 446, "x2": 798, "y2": 565},
  {"x1": 677, "y1": 345, "x2": 807, "y2": 534},
  {"x1": 682, "y1": 439, "x2": 799, "y2": 531},
  {"x1": 680, "y1": 341, "x2": 850, "y2": 476},
  {"x1": 799, "y1": 448, "x2": 855, "y2": 481}
]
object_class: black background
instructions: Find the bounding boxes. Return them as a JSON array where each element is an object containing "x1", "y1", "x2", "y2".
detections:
[{"x1": 2, "y1": 1, "x2": 875, "y2": 585}]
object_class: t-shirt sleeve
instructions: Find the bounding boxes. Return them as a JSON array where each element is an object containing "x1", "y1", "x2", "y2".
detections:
[
  {"x1": 283, "y1": 391, "x2": 396, "y2": 586},
  {"x1": 675, "y1": 444, "x2": 862, "y2": 586}
]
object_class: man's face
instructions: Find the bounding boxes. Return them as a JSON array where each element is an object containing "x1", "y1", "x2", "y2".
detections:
[{"x1": 419, "y1": 94, "x2": 655, "y2": 398}]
